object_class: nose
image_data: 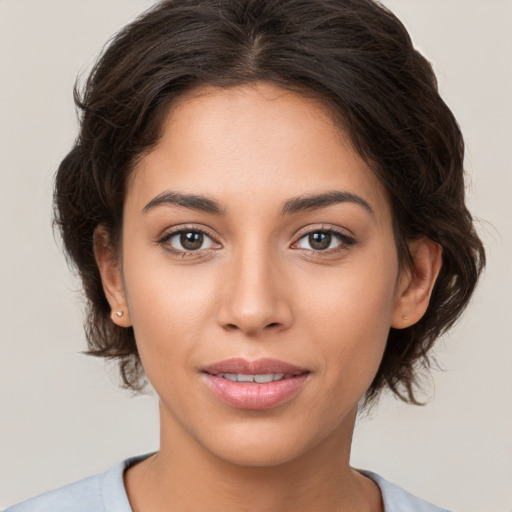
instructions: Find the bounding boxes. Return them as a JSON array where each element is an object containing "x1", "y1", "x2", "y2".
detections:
[{"x1": 216, "y1": 244, "x2": 293, "y2": 337}]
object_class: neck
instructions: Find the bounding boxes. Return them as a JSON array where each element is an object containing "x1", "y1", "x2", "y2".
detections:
[{"x1": 124, "y1": 403, "x2": 382, "y2": 512}]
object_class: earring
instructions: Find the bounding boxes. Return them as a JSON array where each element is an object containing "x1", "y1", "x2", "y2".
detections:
[{"x1": 116, "y1": 311, "x2": 124, "y2": 317}]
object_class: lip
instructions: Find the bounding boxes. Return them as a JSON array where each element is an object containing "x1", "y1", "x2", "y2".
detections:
[
  {"x1": 201, "y1": 358, "x2": 310, "y2": 410},
  {"x1": 202, "y1": 357, "x2": 307, "y2": 376}
]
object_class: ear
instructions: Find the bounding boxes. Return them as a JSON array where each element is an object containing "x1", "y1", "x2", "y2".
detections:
[
  {"x1": 93, "y1": 225, "x2": 132, "y2": 327},
  {"x1": 391, "y1": 237, "x2": 442, "y2": 329}
]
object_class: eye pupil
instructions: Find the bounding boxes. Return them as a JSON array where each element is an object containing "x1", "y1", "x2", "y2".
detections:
[
  {"x1": 181, "y1": 231, "x2": 203, "y2": 250},
  {"x1": 309, "y1": 232, "x2": 331, "y2": 250}
]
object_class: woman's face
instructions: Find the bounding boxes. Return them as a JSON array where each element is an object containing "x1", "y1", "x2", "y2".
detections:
[{"x1": 114, "y1": 83, "x2": 405, "y2": 466}]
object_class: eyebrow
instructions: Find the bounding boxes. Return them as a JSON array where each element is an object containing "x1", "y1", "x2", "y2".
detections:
[
  {"x1": 281, "y1": 190, "x2": 374, "y2": 217},
  {"x1": 143, "y1": 191, "x2": 226, "y2": 215},
  {"x1": 142, "y1": 190, "x2": 374, "y2": 217}
]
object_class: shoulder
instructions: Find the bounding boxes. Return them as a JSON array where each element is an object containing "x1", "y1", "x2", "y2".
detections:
[
  {"x1": 4, "y1": 456, "x2": 148, "y2": 512},
  {"x1": 360, "y1": 470, "x2": 452, "y2": 512},
  {"x1": 5, "y1": 471, "x2": 107, "y2": 512}
]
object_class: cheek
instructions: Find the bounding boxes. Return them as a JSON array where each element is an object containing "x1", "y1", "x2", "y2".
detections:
[
  {"x1": 121, "y1": 251, "x2": 219, "y2": 370},
  {"x1": 296, "y1": 253, "x2": 398, "y2": 387},
  {"x1": 299, "y1": 252, "x2": 398, "y2": 333}
]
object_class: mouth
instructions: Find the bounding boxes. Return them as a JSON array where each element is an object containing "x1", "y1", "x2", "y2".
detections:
[
  {"x1": 202, "y1": 357, "x2": 309, "y2": 376},
  {"x1": 208, "y1": 372, "x2": 294, "y2": 383},
  {"x1": 201, "y1": 358, "x2": 310, "y2": 410}
]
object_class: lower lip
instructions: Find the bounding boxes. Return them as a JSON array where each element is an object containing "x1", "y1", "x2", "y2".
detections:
[{"x1": 202, "y1": 373, "x2": 309, "y2": 410}]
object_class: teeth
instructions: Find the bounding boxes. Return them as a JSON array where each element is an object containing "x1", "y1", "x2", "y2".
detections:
[
  {"x1": 219, "y1": 373, "x2": 286, "y2": 383},
  {"x1": 254, "y1": 374, "x2": 274, "y2": 383}
]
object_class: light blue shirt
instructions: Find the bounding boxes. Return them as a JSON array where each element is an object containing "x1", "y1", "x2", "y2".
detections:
[{"x1": 5, "y1": 455, "x2": 451, "y2": 512}]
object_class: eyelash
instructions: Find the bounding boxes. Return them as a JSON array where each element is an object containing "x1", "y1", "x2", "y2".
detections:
[
  {"x1": 292, "y1": 227, "x2": 356, "y2": 254},
  {"x1": 157, "y1": 226, "x2": 219, "y2": 259},
  {"x1": 157, "y1": 225, "x2": 356, "y2": 258}
]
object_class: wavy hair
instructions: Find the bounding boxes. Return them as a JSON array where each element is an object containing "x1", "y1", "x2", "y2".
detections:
[{"x1": 54, "y1": 0, "x2": 485, "y2": 405}]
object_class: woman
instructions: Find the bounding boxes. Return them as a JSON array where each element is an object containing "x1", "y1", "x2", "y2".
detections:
[{"x1": 6, "y1": 0, "x2": 485, "y2": 511}]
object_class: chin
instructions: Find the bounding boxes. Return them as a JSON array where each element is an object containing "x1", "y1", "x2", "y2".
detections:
[
  {"x1": 194, "y1": 417, "x2": 334, "y2": 469},
  {"x1": 207, "y1": 438, "x2": 308, "y2": 468}
]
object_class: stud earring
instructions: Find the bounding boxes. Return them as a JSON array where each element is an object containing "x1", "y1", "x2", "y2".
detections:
[{"x1": 116, "y1": 311, "x2": 124, "y2": 317}]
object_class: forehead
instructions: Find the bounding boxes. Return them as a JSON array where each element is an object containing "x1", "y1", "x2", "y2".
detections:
[{"x1": 128, "y1": 82, "x2": 391, "y2": 226}]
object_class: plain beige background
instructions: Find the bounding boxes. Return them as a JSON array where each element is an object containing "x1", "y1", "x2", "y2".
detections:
[{"x1": 1, "y1": 1, "x2": 511, "y2": 510}]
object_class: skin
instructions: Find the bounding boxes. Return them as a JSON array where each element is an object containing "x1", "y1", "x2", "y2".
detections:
[{"x1": 95, "y1": 82, "x2": 442, "y2": 512}]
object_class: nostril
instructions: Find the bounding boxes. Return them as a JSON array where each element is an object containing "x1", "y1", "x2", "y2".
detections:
[{"x1": 223, "y1": 322, "x2": 280, "y2": 333}]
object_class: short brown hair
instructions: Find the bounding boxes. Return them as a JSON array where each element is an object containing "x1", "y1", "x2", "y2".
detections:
[{"x1": 54, "y1": 0, "x2": 485, "y2": 405}]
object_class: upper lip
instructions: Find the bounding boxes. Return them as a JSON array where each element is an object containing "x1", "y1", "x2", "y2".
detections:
[{"x1": 202, "y1": 357, "x2": 309, "y2": 376}]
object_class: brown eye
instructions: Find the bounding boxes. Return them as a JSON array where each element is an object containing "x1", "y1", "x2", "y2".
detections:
[
  {"x1": 162, "y1": 229, "x2": 217, "y2": 253},
  {"x1": 308, "y1": 232, "x2": 332, "y2": 250},
  {"x1": 180, "y1": 231, "x2": 204, "y2": 251},
  {"x1": 294, "y1": 229, "x2": 355, "y2": 253}
]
